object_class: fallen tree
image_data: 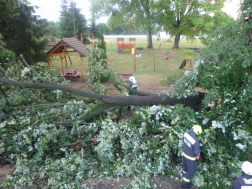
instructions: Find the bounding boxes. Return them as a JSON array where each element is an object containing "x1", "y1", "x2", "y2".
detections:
[
  {"x1": 0, "y1": 77, "x2": 207, "y2": 120},
  {"x1": 0, "y1": 19, "x2": 252, "y2": 188}
]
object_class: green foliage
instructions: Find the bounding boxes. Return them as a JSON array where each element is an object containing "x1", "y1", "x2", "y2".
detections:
[
  {"x1": 107, "y1": 15, "x2": 146, "y2": 35},
  {"x1": 0, "y1": 1, "x2": 48, "y2": 65},
  {"x1": 160, "y1": 71, "x2": 185, "y2": 86},
  {"x1": 152, "y1": 0, "x2": 234, "y2": 48},
  {"x1": 183, "y1": 50, "x2": 199, "y2": 57},
  {"x1": 97, "y1": 34, "x2": 107, "y2": 59},
  {"x1": 240, "y1": 0, "x2": 252, "y2": 15},
  {"x1": 59, "y1": 0, "x2": 89, "y2": 43},
  {"x1": 89, "y1": 17, "x2": 99, "y2": 38},
  {"x1": 90, "y1": 0, "x2": 156, "y2": 48},
  {"x1": 46, "y1": 21, "x2": 61, "y2": 39},
  {"x1": 86, "y1": 36, "x2": 117, "y2": 94},
  {"x1": 0, "y1": 34, "x2": 15, "y2": 63},
  {"x1": 161, "y1": 19, "x2": 252, "y2": 186}
]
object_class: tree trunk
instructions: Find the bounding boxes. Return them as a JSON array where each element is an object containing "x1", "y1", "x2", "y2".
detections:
[
  {"x1": 0, "y1": 77, "x2": 206, "y2": 114},
  {"x1": 175, "y1": 33, "x2": 181, "y2": 49},
  {"x1": 147, "y1": 30, "x2": 153, "y2": 48}
]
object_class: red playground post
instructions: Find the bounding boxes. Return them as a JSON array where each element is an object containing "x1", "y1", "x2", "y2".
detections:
[{"x1": 173, "y1": 43, "x2": 176, "y2": 52}]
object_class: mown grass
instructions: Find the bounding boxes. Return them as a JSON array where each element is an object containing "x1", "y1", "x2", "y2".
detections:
[{"x1": 49, "y1": 37, "x2": 205, "y2": 84}]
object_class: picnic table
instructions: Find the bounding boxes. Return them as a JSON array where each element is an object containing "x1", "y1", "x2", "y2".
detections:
[
  {"x1": 117, "y1": 73, "x2": 133, "y2": 79},
  {"x1": 62, "y1": 69, "x2": 81, "y2": 78}
]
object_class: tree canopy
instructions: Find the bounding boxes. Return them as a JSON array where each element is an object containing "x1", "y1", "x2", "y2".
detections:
[
  {"x1": 59, "y1": 0, "x2": 88, "y2": 42},
  {"x1": 0, "y1": 13, "x2": 252, "y2": 189},
  {"x1": 0, "y1": 0, "x2": 48, "y2": 64},
  {"x1": 46, "y1": 21, "x2": 61, "y2": 39},
  {"x1": 90, "y1": 0, "x2": 157, "y2": 48},
  {"x1": 89, "y1": 17, "x2": 99, "y2": 38},
  {"x1": 152, "y1": 0, "x2": 234, "y2": 48}
]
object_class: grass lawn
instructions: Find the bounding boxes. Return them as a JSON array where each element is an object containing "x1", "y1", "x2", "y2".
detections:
[{"x1": 49, "y1": 37, "x2": 205, "y2": 86}]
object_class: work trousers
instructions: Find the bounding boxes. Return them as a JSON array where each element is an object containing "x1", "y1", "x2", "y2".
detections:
[{"x1": 182, "y1": 156, "x2": 196, "y2": 187}]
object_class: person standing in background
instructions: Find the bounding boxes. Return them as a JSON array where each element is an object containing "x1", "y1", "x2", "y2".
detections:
[{"x1": 127, "y1": 76, "x2": 137, "y2": 110}]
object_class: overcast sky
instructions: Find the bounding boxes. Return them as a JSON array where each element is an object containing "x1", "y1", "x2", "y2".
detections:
[{"x1": 28, "y1": 0, "x2": 241, "y2": 23}]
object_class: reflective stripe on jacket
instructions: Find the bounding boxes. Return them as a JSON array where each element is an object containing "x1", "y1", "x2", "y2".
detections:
[
  {"x1": 129, "y1": 82, "x2": 137, "y2": 96},
  {"x1": 234, "y1": 174, "x2": 252, "y2": 189},
  {"x1": 129, "y1": 82, "x2": 137, "y2": 88},
  {"x1": 182, "y1": 130, "x2": 200, "y2": 160}
]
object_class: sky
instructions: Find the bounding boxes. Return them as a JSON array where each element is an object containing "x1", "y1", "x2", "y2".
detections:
[
  {"x1": 28, "y1": 0, "x2": 108, "y2": 23},
  {"x1": 28, "y1": 0, "x2": 241, "y2": 24}
]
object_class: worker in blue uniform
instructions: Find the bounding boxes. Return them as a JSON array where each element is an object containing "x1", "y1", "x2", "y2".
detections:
[
  {"x1": 234, "y1": 161, "x2": 252, "y2": 189},
  {"x1": 181, "y1": 125, "x2": 202, "y2": 188},
  {"x1": 128, "y1": 76, "x2": 137, "y2": 95},
  {"x1": 127, "y1": 76, "x2": 137, "y2": 110}
]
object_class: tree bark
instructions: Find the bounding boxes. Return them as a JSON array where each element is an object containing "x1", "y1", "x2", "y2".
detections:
[
  {"x1": 147, "y1": 30, "x2": 153, "y2": 48},
  {"x1": 140, "y1": 0, "x2": 153, "y2": 49},
  {"x1": 175, "y1": 33, "x2": 181, "y2": 49}
]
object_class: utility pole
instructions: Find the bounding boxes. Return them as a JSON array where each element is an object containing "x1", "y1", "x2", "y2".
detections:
[{"x1": 72, "y1": 0, "x2": 76, "y2": 38}]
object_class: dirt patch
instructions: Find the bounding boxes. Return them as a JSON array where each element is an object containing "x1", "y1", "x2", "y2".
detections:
[
  {"x1": 82, "y1": 176, "x2": 200, "y2": 189},
  {"x1": 0, "y1": 164, "x2": 198, "y2": 189},
  {"x1": 65, "y1": 75, "x2": 171, "y2": 96},
  {"x1": 0, "y1": 164, "x2": 14, "y2": 188},
  {"x1": 82, "y1": 176, "x2": 198, "y2": 189}
]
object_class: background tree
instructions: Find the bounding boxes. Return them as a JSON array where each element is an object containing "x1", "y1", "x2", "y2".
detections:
[
  {"x1": 240, "y1": 0, "x2": 252, "y2": 15},
  {"x1": 59, "y1": 0, "x2": 89, "y2": 43},
  {"x1": 98, "y1": 23, "x2": 110, "y2": 35},
  {"x1": 90, "y1": 0, "x2": 157, "y2": 48},
  {"x1": 0, "y1": 1, "x2": 48, "y2": 64},
  {"x1": 0, "y1": 34, "x2": 15, "y2": 64},
  {"x1": 107, "y1": 16, "x2": 146, "y2": 35},
  {"x1": 152, "y1": 0, "x2": 233, "y2": 48},
  {"x1": 89, "y1": 17, "x2": 99, "y2": 38},
  {"x1": 46, "y1": 21, "x2": 61, "y2": 39}
]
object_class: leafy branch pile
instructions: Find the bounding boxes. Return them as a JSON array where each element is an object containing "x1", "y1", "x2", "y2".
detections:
[{"x1": 0, "y1": 20, "x2": 252, "y2": 189}]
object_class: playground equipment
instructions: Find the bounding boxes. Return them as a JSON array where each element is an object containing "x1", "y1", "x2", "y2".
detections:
[
  {"x1": 159, "y1": 40, "x2": 176, "y2": 53},
  {"x1": 173, "y1": 43, "x2": 176, "y2": 52},
  {"x1": 129, "y1": 38, "x2": 136, "y2": 48},
  {"x1": 179, "y1": 49, "x2": 200, "y2": 69},
  {"x1": 117, "y1": 38, "x2": 124, "y2": 47},
  {"x1": 117, "y1": 38, "x2": 136, "y2": 54},
  {"x1": 46, "y1": 37, "x2": 89, "y2": 82},
  {"x1": 134, "y1": 51, "x2": 156, "y2": 72},
  {"x1": 117, "y1": 73, "x2": 133, "y2": 80},
  {"x1": 81, "y1": 33, "x2": 94, "y2": 46},
  {"x1": 179, "y1": 56, "x2": 194, "y2": 69}
]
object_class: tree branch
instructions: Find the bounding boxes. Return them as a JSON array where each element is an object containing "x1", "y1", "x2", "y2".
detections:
[
  {"x1": 79, "y1": 103, "x2": 116, "y2": 121},
  {"x1": 0, "y1": 77, "x2": 105, "y2": 100},
  {"x1": 0, "y1": 78, "x2": 207, "y2": 119},
  {"x1": 46, "y1": 138, "x2": 98, "y2": 152},
  {"x1": 117, "y1": 82, "x2": 153, "y2": 96}
]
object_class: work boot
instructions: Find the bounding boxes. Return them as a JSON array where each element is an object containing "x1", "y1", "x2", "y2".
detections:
[{"x1": 181, "y1": 183, "x2": 192, "y2": 188}]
